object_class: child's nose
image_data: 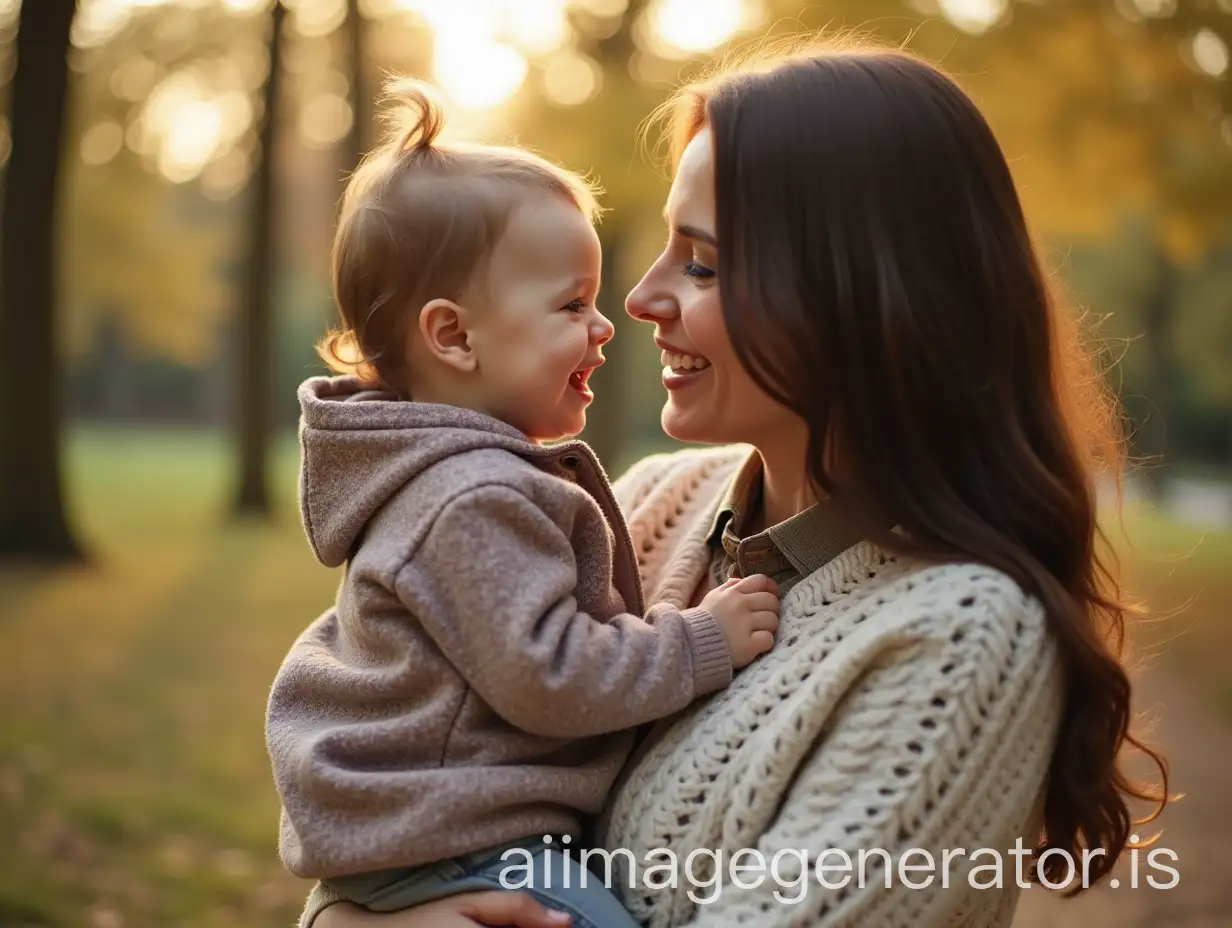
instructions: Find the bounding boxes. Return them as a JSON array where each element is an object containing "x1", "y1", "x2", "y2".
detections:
[{"x1": 591, "y1": 309, "x2": 615, "y2": 346}]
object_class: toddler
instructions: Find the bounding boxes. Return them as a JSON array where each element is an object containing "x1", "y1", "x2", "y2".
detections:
[{"x1": 265, "y1": 79, "x2": 780, "y2": 928}]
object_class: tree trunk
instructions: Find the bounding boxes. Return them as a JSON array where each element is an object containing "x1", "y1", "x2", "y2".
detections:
[
  {"x1": 0, "y1": 0, "x2": 84, "y2": 562},
  {"x1": 342, "y1": 0, "x2": 369, "y2": 179},
  {"x1": 233, "y1": 0, "x2": 285, "y2": 516},
  {"x1": 1139, "y1": 247, "x2": 1178, "y2": 502}
]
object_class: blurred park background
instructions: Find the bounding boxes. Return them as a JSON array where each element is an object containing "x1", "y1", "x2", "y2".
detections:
[{"x1": 0, "y1": 0, "x2": 1229, "y2": 925}]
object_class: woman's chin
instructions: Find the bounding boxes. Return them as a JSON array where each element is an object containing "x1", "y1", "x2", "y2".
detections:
[{"x1": 661, "y1": 403, "x2": 719, "y2": 444}]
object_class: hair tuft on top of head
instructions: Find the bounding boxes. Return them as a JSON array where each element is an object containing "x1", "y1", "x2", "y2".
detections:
[{"x1": 381, "y1": 76, "x2": 446, "y2": 155}]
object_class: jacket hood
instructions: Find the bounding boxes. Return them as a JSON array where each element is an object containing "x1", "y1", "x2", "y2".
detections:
[{"x1": 297, "y1": 375, "x2": 554, "y2": 567}]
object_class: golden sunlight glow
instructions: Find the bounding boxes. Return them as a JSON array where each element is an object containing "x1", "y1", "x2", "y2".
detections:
[
  {"x1": 73, "y1": 0, "x2": 173, "y2": 48},
  {"x1": 937, "y1": 0, "x2": 1007, "y2": 34},
  {"x1": 1192, "y1": 28, "x2": 1229, "y2": 77},
  {"x1": 135, "y1": 69, "x2": 254, "y2": 184},
  {"x1": 647, "y1": 0, "x2": 754, "y2": 56},
  {"x1": 575, "y1": 0, "x2": 628, "y2": 16},
  {"x1": 110, "y1": 56, "x2": 160, "y2": 102},
  {"x1": 81, "y1": 120, "x2": 126, "y2": 166},
  {"x1": 434, "y1": 31, "x2": 529, "y2": 109},
  {"x1": 162, "y1": 99, "x2": 225, "y2": 183},
  {"x1": 301, "y1": 93, "x2": 355, "y2": 148},
  {"x1": 394, "y1": 0, "x2": 571, "y2": 110},
  {"x1": 287, "y1": 0, "x2": 346, "y2": 38},
  {"x1": 508, "y1": 0, "x2": 572, "y2": 54},
  {"x1": 543, "y1": 50, "x2": 602, "y2": 106},
  {"x1": 201, "y1": 146, "x2": 253, "y2": 200},
  {"x1": 1129, "y1": 0, "x2": 1177, "y2": 17}
]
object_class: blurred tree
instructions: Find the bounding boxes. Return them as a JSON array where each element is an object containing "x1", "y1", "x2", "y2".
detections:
[
  {"x1": 342, "y1": 0, "x2": 369, "y2": 177},
  {"x1": 57, "y1": 2, "x2": 258, "y2": 365},
  {"x1": 233, "y1": 0, "x2": 287, "y2": 516},
  {"x1": 955, "y1": 0, "x2": 1231, "y2": 481},
  {"x1": 0, "y1": 0, "x2": 83, "y2": 562}
]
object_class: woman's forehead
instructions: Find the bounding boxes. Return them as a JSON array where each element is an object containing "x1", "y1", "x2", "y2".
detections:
[{"x1": 666, "y1": 129, "x2": 715, "y2": 228}]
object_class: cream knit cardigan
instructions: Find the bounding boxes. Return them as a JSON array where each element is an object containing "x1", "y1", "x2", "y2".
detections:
[{"x1": 594, "y1": 446, "x2": 1066, "y2": 928}]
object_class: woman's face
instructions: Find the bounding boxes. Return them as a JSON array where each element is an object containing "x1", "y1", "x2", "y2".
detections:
[{"x1": 626, "y1": 129, "x2": 798, "y2": 448}]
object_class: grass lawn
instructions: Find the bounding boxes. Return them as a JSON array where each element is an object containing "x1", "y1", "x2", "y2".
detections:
[{"x1": 0, "y1": 428, "x2": 1229, "y2": 927}]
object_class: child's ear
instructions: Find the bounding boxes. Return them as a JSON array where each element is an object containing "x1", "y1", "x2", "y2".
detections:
[{"x1": 417, "y1": 299, "x2": 476, "y2": 373}]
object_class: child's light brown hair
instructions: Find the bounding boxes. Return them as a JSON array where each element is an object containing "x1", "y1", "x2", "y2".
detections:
[{"x1": 319, "y1": 77, "x2": 602, "y2": 394}]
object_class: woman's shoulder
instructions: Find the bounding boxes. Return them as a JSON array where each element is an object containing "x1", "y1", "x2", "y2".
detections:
[
  {"x1": 610, "y1": 443, "x2": 750, "y2": 514},
  {"x1": 815, "y1": 547, "x2": 1052, "y2": 650},
  {"x1": 902, "y1": 556, "x2": 1049, "y2": 637}
]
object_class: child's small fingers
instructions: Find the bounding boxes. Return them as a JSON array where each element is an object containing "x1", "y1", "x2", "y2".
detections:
[
  {"x1": 735, "y1": 573, "x2": 779, "y2": 595},
  {"x1": 751, "y1": 610, "x2": 780, "y2": 632},
  {"x1": 750, "y1": 630, "x2": 775, "y2": 653},
  {"x1": 744, "y1": 592, "x2": 780, "y2": 614}
]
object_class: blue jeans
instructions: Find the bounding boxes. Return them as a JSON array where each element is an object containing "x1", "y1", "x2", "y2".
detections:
[{"x1": 322, "y1": 837, "x2": 641, "y2": 928}]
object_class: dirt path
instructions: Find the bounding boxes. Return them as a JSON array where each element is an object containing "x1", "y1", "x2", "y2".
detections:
[{"x1": 1012, "y1": 664, "x2": 1232, "y2": 927}]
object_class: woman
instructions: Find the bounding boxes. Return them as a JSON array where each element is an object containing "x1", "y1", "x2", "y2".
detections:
[{"x1": 308, "y1": 40, "x2": 1167, "y2": 928}]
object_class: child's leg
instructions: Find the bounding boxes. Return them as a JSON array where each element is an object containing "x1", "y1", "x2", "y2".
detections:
[
  {"x1": 325, "y1": 838, "x2": 643, "y2": 927},
  {"x1": 473, "y1": 842, "x2": 642, "y2": 928},
  {"x1": 322, "y1": 860, "x2": 499, "y2": 912}
]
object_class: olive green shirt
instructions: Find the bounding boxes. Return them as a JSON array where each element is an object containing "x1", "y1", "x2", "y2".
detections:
[{"x1": 706, "y1": 453, "x2": 860, "y2": 594}]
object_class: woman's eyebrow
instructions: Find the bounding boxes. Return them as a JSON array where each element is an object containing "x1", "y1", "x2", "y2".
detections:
[
  {"x1": 662, "y1": 205, "x2": 717, "y2": 247},
  {"x1": 675, "y1": 223, "x2": 718, "y2": 247}
]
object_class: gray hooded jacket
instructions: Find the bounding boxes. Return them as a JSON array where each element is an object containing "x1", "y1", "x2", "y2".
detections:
[{"x1": 266, "y1": 376, "x2": 731, "y2": 879}]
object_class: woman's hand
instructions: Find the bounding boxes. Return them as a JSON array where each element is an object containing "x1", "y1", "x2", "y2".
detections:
[{"x1": 313, "y1": 892, "x2": 571, "y2": 928}]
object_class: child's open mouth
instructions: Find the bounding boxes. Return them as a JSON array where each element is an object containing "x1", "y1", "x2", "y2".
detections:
[{"x1": 569, "y1": 366, "x2": 596, "y2": 400}]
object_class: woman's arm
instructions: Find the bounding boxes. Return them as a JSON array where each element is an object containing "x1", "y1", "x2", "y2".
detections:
[
  {"x1": 669, "y1": 576, "x2": 1064, "y2": 927},
  {"x1": 312, "y1": 892, "x2": 571, "y2": 928}
]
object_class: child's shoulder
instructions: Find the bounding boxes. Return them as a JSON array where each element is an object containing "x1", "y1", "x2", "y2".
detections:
[
  {"x1": 404, "y1": 445, "x2": 559, "y2": 502},
  {"x1": 359, "y1": 446, "x2": 578, "y2": 570}
]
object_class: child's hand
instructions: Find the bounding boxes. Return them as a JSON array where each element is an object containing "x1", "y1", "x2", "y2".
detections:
[{"x1": 700, "y1": 574, "x2": 781, "y2": 669}]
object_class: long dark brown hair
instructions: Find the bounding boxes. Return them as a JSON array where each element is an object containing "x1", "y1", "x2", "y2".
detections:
[{"x1": 660, "y1": 39, "x2": 1169, "y2": 888}]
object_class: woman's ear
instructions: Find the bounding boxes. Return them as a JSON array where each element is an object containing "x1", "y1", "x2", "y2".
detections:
[{"x1": 417, "y1": 299, "x2": 476, "y2": 373}]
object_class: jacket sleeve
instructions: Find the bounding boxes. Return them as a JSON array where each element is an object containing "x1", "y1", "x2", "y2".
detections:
[{"x1": 394, "y1": 483, "x2": 732, "y2": 739}]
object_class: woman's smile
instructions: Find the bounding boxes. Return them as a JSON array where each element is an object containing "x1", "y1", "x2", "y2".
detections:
[{"x1": 660, "y1": 347, "x2": 712, "y2": 390}]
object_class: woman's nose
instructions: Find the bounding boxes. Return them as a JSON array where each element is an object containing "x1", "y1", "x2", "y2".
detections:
[{"x1": 625, "y1": 272, "x2": 678, "y2": 323}]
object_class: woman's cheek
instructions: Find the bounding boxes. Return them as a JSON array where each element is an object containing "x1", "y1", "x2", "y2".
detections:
[{"x1": 683, "y1": 292, "x2": 728, "y2": 358}]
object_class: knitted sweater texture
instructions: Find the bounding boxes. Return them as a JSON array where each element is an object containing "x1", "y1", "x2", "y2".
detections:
[{"x1": 594, "y1": 446, "x2": 1065, "y2": 927}]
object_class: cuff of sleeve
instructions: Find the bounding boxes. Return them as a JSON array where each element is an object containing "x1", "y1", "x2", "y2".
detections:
[
  {"x1": 300, "y1": 881, "x2": 346, "y2": 928},
  {"x1": 681, "y1": 607, "x2": 733, "y2": 696}
]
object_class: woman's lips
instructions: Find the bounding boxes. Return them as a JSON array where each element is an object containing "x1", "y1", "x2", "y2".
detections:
[
  {"x1": 660, "y1": 349, "x2": 711, "y2": 371},
  {"x1": 660, "y1": 348, "x2": 711, "y2": 391},
  {"x1": 662, "y1": 366, "x2": 711, "y2": 390}
]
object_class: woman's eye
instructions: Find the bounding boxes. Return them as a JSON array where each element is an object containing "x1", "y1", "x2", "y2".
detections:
[
  {"x1": 561, "y1": 298, "x2": 586, "y2": 313},
  {"x1": 683, "y1": 261, "x2": 715, "y2": 280}
]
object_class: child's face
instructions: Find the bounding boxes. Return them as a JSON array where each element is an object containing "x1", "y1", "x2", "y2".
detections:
[{"x1": 468, "y1": 195, "x2": 611, "y2": 442}]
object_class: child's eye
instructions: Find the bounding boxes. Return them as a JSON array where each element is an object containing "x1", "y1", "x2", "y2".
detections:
[
  {"x1": 561, "y1": 298, "x2": 587, "y2": 313},
  {"x1": 683, "y1": 262, "x2": 715, "y2": 280}
]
